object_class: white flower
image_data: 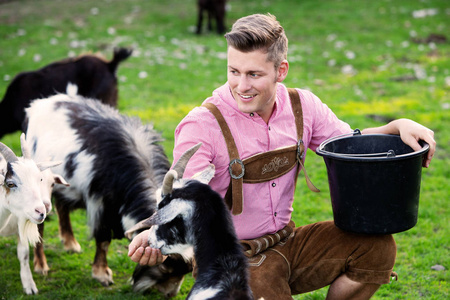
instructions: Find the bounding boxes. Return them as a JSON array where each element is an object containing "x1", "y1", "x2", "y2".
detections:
[
  {"x1": 345, "y1": 51, "x2": 355, "y2": 59},
  {"x1": 138, "y1": 71, "x2": 148, "y2": 79},
  {"x1": 341, "y1": 65, "x2": 357, "y2": 75},
  {"x1": 216, "y1": 52, "x2": 227, "y2": 60},
  {"x1": 70, "y1": 40, "x2": 80, "y2": 48},
  {"x1": 326, "y1": 34, "x2": 337, "y2": 42},
  {"x1": 412, "y1": 8, "x2": 438, "y2": 18},
  {"x1": 107, "y1": 27, "x2": 116, "y2": 35},
  {"x1": 334, "y1": 41, "x2": 345, "y2": 49},
  {"x1": 445, "y1": 76, "x2": 450, "y2": 87},
  {"x1": 91, "y1": 7, "x2": 99, "y2": 15}
]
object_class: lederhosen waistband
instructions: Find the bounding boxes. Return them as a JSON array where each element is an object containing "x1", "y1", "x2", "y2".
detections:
[{"x1": 202, "y1": 88, "x2": 319, "y2": 216}]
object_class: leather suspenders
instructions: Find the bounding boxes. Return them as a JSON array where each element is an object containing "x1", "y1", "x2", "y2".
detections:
[{"x1": 203, "y1": 88, "x2": 319, "y2": 215}]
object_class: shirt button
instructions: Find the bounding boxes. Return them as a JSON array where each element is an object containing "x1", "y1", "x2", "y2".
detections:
[
  {"x1": 250, "y1": 113, "x2": 254, "y2": 117},
  {"x1": 272, "y1": 182, "x2": 276, "y2": 187},
  {"x1": 274, "y1": 212, "x2": 277, "y2": 217}
]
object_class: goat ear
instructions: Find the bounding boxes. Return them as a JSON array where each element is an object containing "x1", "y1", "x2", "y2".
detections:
[
  {"x1": 54, "y1": 174, "x2": 70, "y2": 187},
  {"x1": 191, "y1": 164, "x2": 215, "y2": 184},
  {"x1": 124, "y1": 200, "x2": 190, "y2": 239},
  {"x1": 37, "y1": 161, "x2": 62, "y2": 172},
  {"x1": 20, "y1": 133, "x2": 32, "y2": 159},
  {"x1": 146, "y1": 200, "x2": 187, "y2": 226},
  {"x1": 124, "y1": 218, "x2": 152, "y2": 239}
]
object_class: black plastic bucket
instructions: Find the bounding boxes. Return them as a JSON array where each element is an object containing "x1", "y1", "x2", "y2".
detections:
[{"x1": 316, "y1": 130, "x2": 429, "y2": 234}]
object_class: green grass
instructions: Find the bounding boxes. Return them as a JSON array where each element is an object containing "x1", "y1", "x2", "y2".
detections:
[{"x1": 0, "y1": 0, "x2": 449, "y2": 299}]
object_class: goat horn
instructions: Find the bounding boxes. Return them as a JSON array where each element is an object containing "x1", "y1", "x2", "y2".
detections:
[
  {"x1": 20, "y1": 133, "x2": 32, "y2": 160},
  {"x1": 0, "y1": 142, "x2": 18, "y2": 163},
  {"x1": 161, "y1": 143, "x2": 202, "y2": 196},
  {"x1": 37, "y1": 161, "x2": 63, "y2": 172},
  {"x1": 161, "y1": 170, "x2": 177, "y2": 196},
  {"x1": 172, "y1": 143, "x2": 202, "y2": 178}
]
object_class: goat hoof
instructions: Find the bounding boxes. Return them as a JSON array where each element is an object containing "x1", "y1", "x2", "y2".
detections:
[
  {"x1": 23, "y1": 286, "x2": 38, "y2": 295},
  {"x1": 34, "y1": 259, "x2": 50, "y2": 275},
  {"x1": 62, "y1": 240, "x2": 81, "y2": 253},
  {"x1": 92, "y1": 266, "x2": 114, "y2": 286},
  {"x1": 34, "y1": 266, "x2": 50, "y2": 276}
]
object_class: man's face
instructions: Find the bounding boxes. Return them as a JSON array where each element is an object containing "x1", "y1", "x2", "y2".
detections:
[{"x1": 227, "y1": 46, "x2": 288, "y2": 123}]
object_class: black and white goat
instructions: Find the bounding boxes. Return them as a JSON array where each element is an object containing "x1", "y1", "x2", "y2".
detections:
[
  {"x1": 0, "y1": 47, "x2": 132, "y2": 138},
  {"x1": 127, "y1": 144, "x2": 253, "y2": 300},
  {"x1": 0, "y1": 134, "x2": 61, "y2": 294},
  {"x1": 24, "y1": 93, "x2": 190, "y2": 296}
]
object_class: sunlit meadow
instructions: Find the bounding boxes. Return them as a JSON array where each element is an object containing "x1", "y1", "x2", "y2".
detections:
[{"x1": 0, "y1": 0, "x2": 448, "y2": 299}]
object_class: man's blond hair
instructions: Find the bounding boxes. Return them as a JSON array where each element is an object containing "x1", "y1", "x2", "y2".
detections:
[{"x1": 224, "y1": 13, "x2": 288, "y2": 69}]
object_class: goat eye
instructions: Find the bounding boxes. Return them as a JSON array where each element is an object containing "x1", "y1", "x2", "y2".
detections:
[{"x1": 5, "y1": 181, "x2": 17, "y2": 189}]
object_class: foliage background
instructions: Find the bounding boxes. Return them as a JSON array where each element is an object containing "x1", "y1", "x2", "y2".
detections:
[{"x1": 0, "y1": 0, "x2": 448, "y2": 299}]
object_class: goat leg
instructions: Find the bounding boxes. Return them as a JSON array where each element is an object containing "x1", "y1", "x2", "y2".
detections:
[
  {"x1": 196, "y1": 7, "x2": 204, "y2": 34},
  {"x1": 92, "y1": 240, "x2": 114, "y2": 286},
  {"x1": 17, "y1": 238, "x2": 38, "y2": 295},
  {"x1": 33, "y1": 222, "x2": 49, "y2": 275},
  {"x1": 55, "y1": 200, "x2": 81, "y2": 252}
]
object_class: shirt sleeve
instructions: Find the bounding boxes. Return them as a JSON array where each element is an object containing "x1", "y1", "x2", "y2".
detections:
[
  {"x1": 173, "y1": 107, "x2": 214, "y2": 177},
  {"x1": 300, "y1": 89, "x2": 352, "y2": 152}
]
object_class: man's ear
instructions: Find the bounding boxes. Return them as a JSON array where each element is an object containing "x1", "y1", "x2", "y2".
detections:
[{"x1": 277, "y1": 60, "x2": 289, "y2": 82}]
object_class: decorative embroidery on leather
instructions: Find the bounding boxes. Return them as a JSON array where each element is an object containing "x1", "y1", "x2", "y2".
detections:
[
  {"x1": 261, "y1": 156, "x2": 290, "y2": 175},
  {"x1": 255, "y1": 239, "x2": 262, "y2": 254},
  {"x1": 248, "y1": 254, "x2": 266, "y2": 267}
]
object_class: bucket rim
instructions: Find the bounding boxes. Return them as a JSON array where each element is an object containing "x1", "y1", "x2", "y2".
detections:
[{"x1": 316, "y1": 132, "x2": 430, "y2": 162}]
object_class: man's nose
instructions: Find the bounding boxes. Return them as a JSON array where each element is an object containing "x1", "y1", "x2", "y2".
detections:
[{"x1": 237, "y1": 75, "x2": 252, "y2": 92}]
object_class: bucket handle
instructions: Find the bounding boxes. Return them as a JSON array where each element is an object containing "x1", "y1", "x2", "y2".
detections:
[
  {"x1": 318, "y1": 129, "x2": 361, "y2": 151},
  {"x1": 318, "y1": 129, "x2": 397, "y2": 158},
  {"x1": 319, "y1": 129, "x2": 362, "y2": 147},
  {"x1": 330, "y1": 150, "x2": 396, "y2": 158}
]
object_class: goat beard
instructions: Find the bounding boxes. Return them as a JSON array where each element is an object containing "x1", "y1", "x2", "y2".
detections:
[{"x1": 18, "y1": 217, "x2": 41, "y2": 246}]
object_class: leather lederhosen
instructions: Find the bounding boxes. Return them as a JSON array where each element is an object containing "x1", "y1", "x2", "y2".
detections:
[{"x1": 203, "y1": 88, "x2": 319, "y2": 216}]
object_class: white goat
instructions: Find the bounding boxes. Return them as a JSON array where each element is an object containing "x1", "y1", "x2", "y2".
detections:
[
  {"x1": 0, "y1": 133, "x2": 61, "y2": 294},
  {"x1": 127, "y1": 144, "x2": 254, "y2": 300}
]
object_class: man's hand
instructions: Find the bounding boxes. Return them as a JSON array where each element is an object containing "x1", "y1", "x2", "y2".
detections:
[
  {"x1": 362, "y1": 118, "x2": 436, "y2": 168},
  {"x1": 128, "y1": 229, "x2": 166, "y2": 266}
]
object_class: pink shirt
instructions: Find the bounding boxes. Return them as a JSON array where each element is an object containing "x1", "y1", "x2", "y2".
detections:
[{"x1": 172, "y1": 83, "x2": 351, "y2": 239}]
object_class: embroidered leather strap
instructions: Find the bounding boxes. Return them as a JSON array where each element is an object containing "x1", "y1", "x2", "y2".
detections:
[
  {"x1": 202, "y1": 102, "x2": 244, "y2": 215},
  {"x1": 288, "y1": 89, "x2": 320, "y2": 193}
]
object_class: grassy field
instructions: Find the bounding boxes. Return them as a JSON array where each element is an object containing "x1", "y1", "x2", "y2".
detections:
[{"x1": 0, "y1": 0, "x2": 448, "y2": 299}]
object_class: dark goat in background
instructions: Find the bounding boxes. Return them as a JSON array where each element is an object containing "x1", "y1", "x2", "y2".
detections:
[
  {"x1": 0, "y1": 47, "x2": 132, "y2": 139},
  {"x1": 196, "y1": 0, "x2": 227, "y2": 35}
]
